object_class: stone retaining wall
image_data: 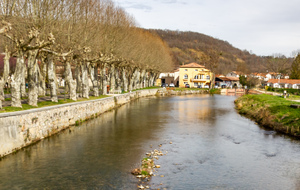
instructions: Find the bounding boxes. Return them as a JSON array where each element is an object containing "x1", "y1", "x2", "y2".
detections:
[{"x1": 0, "y1": 89, "x2": 158, "y2": 158}]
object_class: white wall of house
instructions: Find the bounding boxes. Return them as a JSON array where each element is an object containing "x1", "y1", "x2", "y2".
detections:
[
  {"x1": 266, "y1": 74, "x2": 272, "y2": 81},
  {"x1": 159, "y1": 72, "x2": 175, "y2": 78},
  {"x1": 273, "y1": 83, "x2": 279, "y2": 88},
  {"x1": 284, "y1": 83, "x2": 291, "y2": 88}
]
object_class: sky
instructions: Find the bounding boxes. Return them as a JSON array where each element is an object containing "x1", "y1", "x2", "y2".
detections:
[{"x1": 113, "y1": 0, "x2": 300, "y2": 57}]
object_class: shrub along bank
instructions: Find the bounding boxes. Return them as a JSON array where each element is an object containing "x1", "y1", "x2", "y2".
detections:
[
  {"x1": 265, "y1": 86, "x2": 300, "y2": 95},
  {"x1": 235, "y1": 94, "x2": 300, "y2": 137}
]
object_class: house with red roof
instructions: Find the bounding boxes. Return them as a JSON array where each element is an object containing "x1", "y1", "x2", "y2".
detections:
[
  {"x1": 179, "y1": 62, "x2": 213, "y2": 88},
  {"x1": 267, "y1": 79, "x2": 300, "y2": 89},
  {"x1": 215, "y1": 76, "x2": 241, "y2": 88}
]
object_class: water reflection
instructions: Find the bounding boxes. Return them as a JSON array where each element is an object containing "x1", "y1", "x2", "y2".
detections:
[{"x1": 0, "y1": 95, "x2": 300, "y2": 190}]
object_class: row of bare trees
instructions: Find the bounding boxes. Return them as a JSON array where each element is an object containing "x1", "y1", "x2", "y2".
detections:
[{"x1": 0, "y1": 0, "x2": 173, "y2": 108}]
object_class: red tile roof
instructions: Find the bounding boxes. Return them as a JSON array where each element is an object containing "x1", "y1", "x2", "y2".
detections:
[
  {"x1": 268, "y1": 79, "x2": 300, "y2": 84},
  {"x1": 216, "y1": 77, "x2": 239, "y2": 81},
  {"x1": 180, "y1": 62, "x2": 205, "y2": 68},
  {"x1": 225, "y1": 77, "x2": 239, "y2": 81}
]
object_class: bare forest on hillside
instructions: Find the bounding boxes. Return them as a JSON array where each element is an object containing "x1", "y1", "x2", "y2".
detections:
[{"x1": 150, "y1": 29, "x2": 293, "y2": 75}]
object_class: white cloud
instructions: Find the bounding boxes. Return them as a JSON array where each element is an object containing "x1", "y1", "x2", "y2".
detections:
[{"x1": 113, "y1": 0, "x2": 300, "y2": 57}]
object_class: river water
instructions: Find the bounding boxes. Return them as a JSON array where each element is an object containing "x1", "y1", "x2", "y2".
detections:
[{"x1": 1, "y1": 94, "x2": 300, "y2": 190}]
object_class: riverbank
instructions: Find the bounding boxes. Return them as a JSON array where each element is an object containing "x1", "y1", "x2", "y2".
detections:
[
  {"x1": 0, "y1": 89, "x2": 160, "y2": 158},
  {"x1": 235, "y1": 94, "x2": 300, "y2": 137}
]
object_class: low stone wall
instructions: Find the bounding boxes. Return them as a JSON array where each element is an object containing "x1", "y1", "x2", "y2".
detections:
[
  {"x1": 0, "y1": 89, "x2": 158, "y2": 158},
  {"x1": 221, "y1": 88, "x2": 245, "y2": 95}
]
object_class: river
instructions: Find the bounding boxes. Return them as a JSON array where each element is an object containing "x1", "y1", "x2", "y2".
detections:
[{"x1": 0, "y1": 94, "x2": 300, "y2": 190}]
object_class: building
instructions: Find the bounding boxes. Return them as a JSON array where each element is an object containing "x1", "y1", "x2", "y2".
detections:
[
  {"x1": 226, "y1": 71, "x2": 242, "y2": 78},
  {"x1": 267, "y1": 79, "x2": 300, "y2": 89},
  {"x1": 156, "y1": 71, "x2": 176, "y2": 86},
  {"x1": 179, "y1": 63, "x2": 213, "y2": 88},
  {"x1": 215, "y1": 76, "x2": 241, "y2": 88}
]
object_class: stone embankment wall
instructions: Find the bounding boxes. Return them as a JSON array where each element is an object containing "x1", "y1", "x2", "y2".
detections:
[
  {"x1": 221, "y1": 88, "x2": 245, "y2": 95},
  {"x1": 0, "y1": 89, "x2": 159, "y2": 158}
]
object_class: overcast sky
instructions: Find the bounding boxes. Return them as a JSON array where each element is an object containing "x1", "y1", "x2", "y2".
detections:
[{"x1": 113, "y1": 0, "x2": 300, "y2": 57}]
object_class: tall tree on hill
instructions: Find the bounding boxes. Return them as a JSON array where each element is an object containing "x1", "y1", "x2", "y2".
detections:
[
  {"x1": 290, "y1": 54, "x2": 300, "y2": 79},
  {"x1": 265, "y1": 54, "x2": 291, "y2": 75}
]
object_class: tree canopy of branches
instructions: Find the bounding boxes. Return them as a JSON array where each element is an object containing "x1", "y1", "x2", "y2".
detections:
[
  {"x1": 0, "y1": 0, "x2": 173, "y2": 108},
  {"x1": 290, "y1": 54, "x2": 300, "y2": 79},
  {"x1": 264, "y1": 54, "x2": 292, "y2": 75}
]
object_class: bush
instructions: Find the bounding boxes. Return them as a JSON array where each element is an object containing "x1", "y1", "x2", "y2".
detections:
[{"x1": 266, "y1": 87, "x2": 300, "y2": 95}]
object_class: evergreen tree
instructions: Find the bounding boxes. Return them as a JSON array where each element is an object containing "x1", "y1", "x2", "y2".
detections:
[
  {"x1": 239, "y1": 75, "x2": 247, "y2": 87},
  {"x1": 290, "y1": 54, "x2": 300, "y2": 79}
]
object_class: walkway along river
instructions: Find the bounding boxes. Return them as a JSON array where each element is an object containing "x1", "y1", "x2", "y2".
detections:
[{"x1": 0, "y1": 94, "x2": 300, "y2": 189}]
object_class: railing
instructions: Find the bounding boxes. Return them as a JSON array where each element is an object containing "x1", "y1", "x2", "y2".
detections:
[{"x1": 190, "y1": 79, "x2": 207, "y2": 82}]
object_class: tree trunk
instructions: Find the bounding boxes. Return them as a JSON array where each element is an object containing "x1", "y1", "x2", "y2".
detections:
[
  {"x1": 11, "y1": 51, "x2": 25, "y2": 107},
  {"x1": 81, "y1": 61, "x2": 89, "y2": 99},
  {"x1": 115, "y1": 67, "x2": 121, "y2": 93},
  {"x1": 3, "y1": 50, "x2": 10, "y2": 83},
  {"x1": 0, "y1": 80, "x2": 4, "y2": 109},
  {"x1": 110, "y1": 64, "x2": 115, "y2": 94},
  {"x1": 89, "y1": 63, "x2": 99, "y2": 96},
  {"x1": 149, "y1": 72, "x2": 157, "y2": 87},
  {"x1": 0, "y1": 51, "x2": 10, "y2": 109},
  {"x1": 122, "y1": 68, "x2": 128, "y2": 92},
  {"x1": 128, "y1": 69, "x2": 136, "y2": 92},
  {"x1": 145, "y1": 72, "x2": 149, "y2": 88},
  {"x1": 134, "y1": 69, "x2": 140, "y2": 90},
  {"x1": 153, "y1": 73, "x2": 159, "y2": 86},
  {"x1": 47, "y1": 54, "x2": 58, "y2": 102},
  {"x1": 101, "y1": 63, "x2": 108, "y2": 95},
  {"x1": 27, "y1": 50, "x2": 39, "y2": 107},
  {"x1": 140, "y1": 69, "x2": 146, "y2": 88},
  {"x1": 20, "y1": 65, "x2": 26, "y2": 97},
  {"x1": 38, "y1": 59, "x2": 46, "y2": 96},
  {"x1": 64, "y1": 61, "x2": 77, "y2": 101},
  {"x1": 210, "y1": 73, "x2": 215, "y2": 89},
  {"x1": 75, "y1": 64, "x2": 82, "y2": 95}
]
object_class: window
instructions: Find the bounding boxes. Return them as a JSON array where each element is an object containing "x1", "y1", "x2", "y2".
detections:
[
  {"x1": 185, "y1": 69, "x2": 188, "y2": 71},
  {"x1": 194, "y1": 75, "x2": 199, "y2": 79},
  {"x1": 200, "y1": 74, "x2": 204, "y2": 79},
  {"x1": 206, "y1": 75, "x2": 210, "y2": 79},
  {"x1": 195, "y1": 69, "x2": 198, "y2": 71},
  {"x1": 184, "y1": 74, "x2": 188, "y2": 79},
  {"x1": 194, "y1": 82, "x2": 198, "y2": 87}
]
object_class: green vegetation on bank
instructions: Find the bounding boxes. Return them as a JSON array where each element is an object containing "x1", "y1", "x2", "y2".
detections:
[
  {"x1": 209, "y1": 88, "x2": 221, "y2": 94},
  {"x1": 0, "y1": 95, "x2": 109, "y2": 113},
  {"x1": 235, "y1": 94, "x2": 300, "y2": 137},
  {"x1": 265, "y1": 86, "x2": 300, "y2": 95},
  {"x1": 131, "y1": 86, "x2": 161, "y2": 92}
]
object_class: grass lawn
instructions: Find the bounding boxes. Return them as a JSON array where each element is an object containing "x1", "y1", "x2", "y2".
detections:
[
  {"x1": 0, "y1": 95, "x2": 109, "y2": 113},
  {"x1": 235, "y1": 94, "x2": 300, "y2": 132}
]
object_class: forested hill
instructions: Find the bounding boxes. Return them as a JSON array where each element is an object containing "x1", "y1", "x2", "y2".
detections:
[{"x1": 149, "y1": 29, "x2": 273, "y2": 74}]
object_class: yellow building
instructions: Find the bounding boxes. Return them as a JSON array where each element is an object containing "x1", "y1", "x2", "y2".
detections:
[{"x1": 179, "y1": 63, "x2": 213, "y2": 88}]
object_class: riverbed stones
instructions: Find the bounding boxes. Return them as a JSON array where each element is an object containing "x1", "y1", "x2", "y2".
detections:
[{"x1": 131, "y1": 168, "x2": 142, "y2": 175}]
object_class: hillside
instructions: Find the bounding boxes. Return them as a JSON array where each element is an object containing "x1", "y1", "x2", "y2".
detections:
[{"x1": 149, "y1": 29, "x2": 291, "y2": 75}]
